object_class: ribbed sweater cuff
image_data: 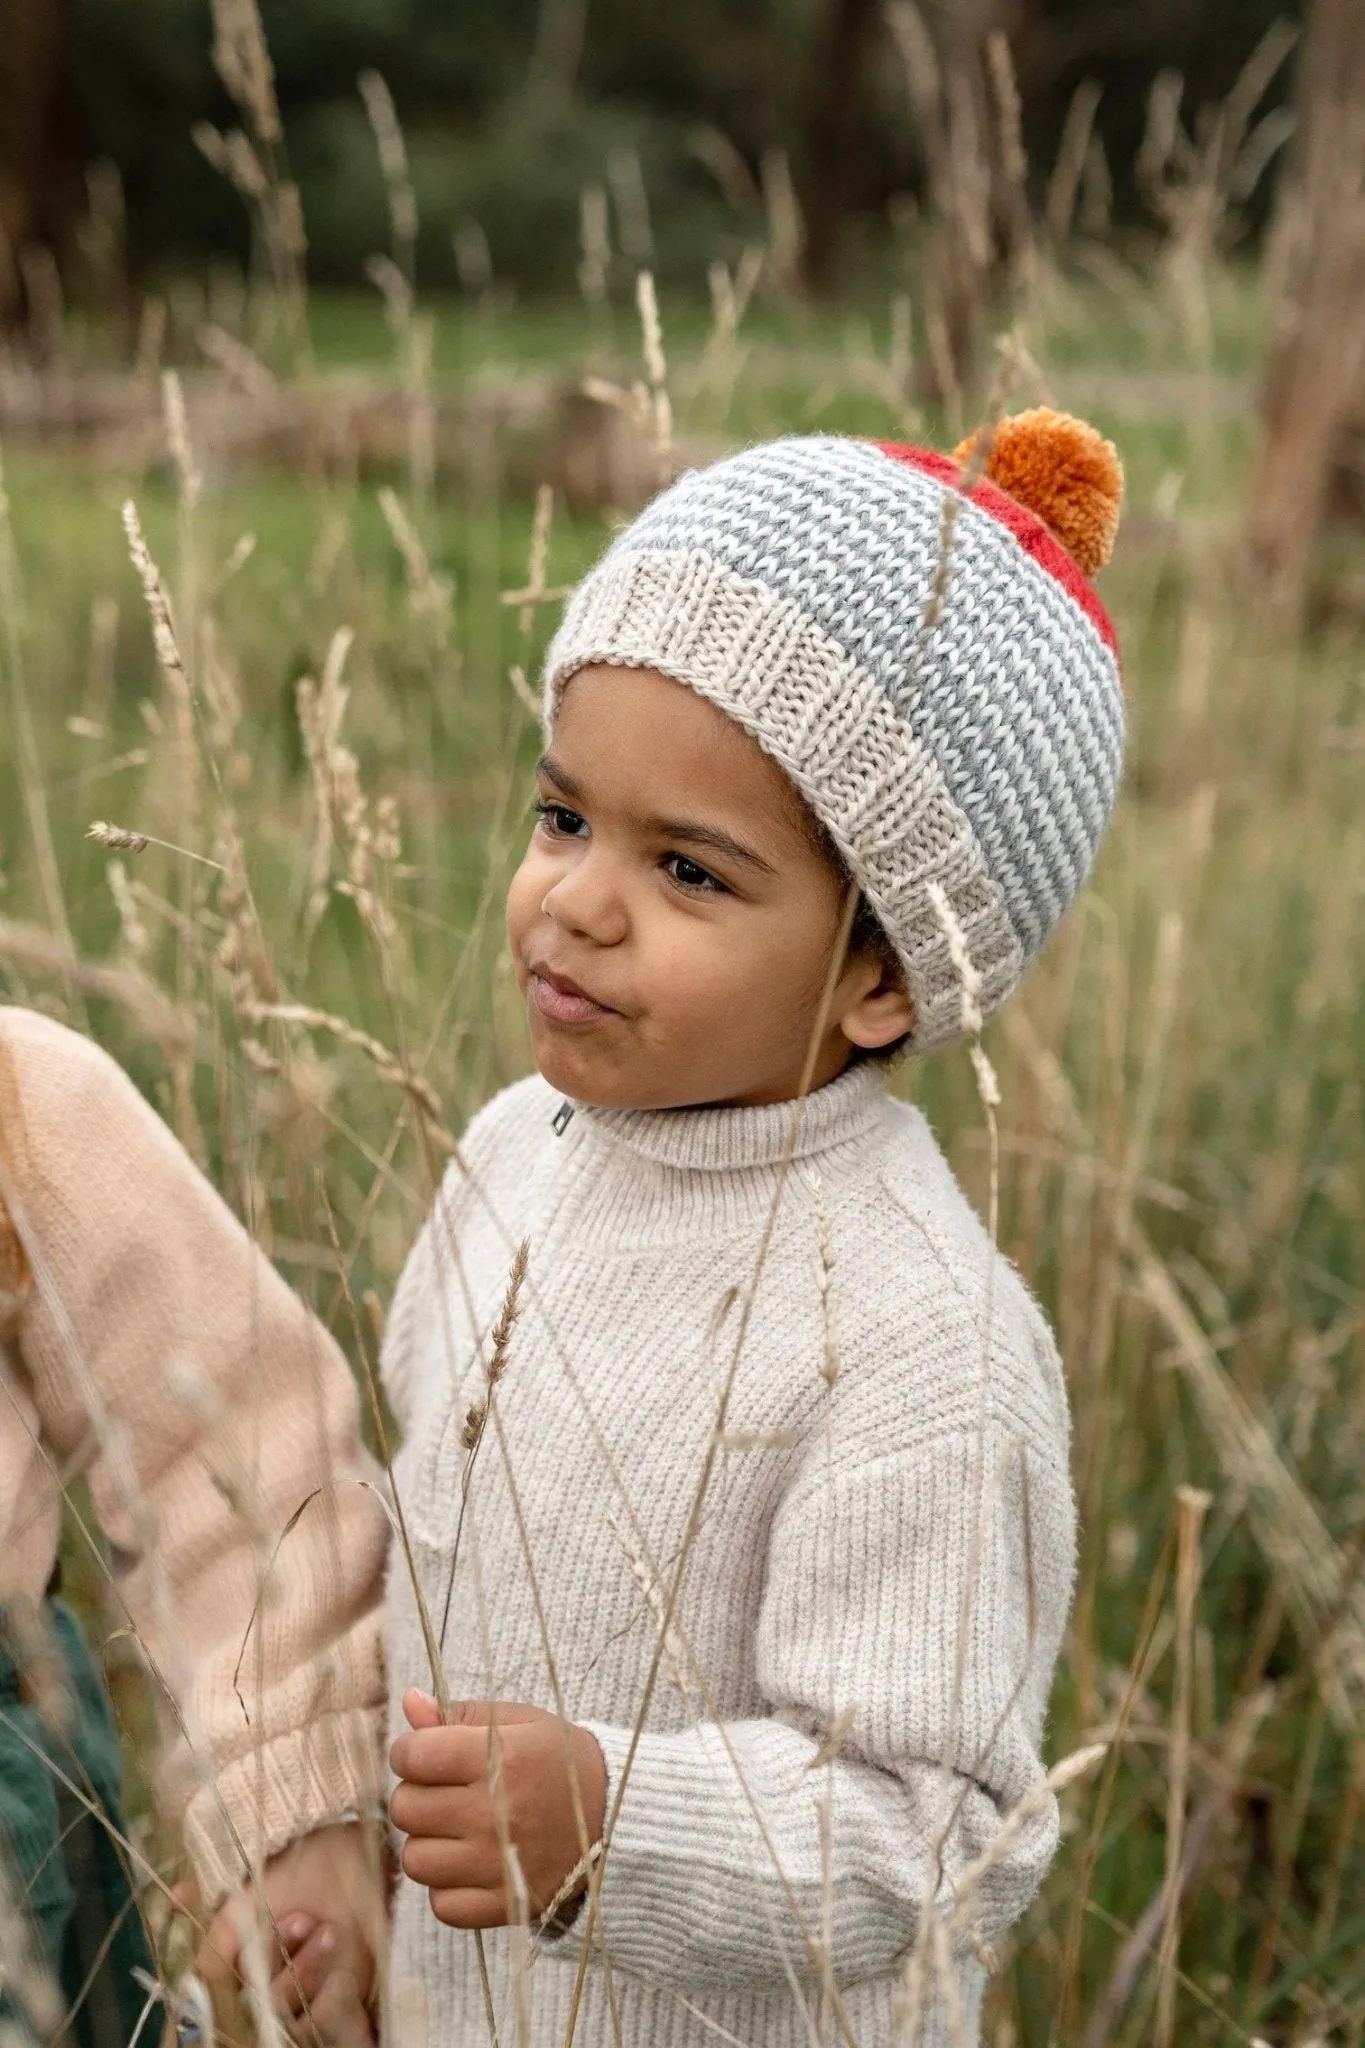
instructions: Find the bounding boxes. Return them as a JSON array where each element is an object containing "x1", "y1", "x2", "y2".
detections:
[
  {"x1": 181, "y1": 1704, "x2": 388, "y2": 1909},
  {"x1": 569, "y1": 1718, "x2": 754, "y2": 1979}
]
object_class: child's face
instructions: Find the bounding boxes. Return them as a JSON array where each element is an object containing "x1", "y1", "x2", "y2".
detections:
[{"x1": 505, "y1": 665, "x2": 914, "y2": 1109}]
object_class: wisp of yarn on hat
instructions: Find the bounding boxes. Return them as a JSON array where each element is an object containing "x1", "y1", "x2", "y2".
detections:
[{"x1": 544, "y1": 407, "x2": 1125, "y2": 1051}]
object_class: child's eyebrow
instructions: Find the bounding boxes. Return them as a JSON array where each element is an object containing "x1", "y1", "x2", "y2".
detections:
[
  {"x1": 536, "y1": 754, "x2": 776, "y2": 875},
  {"x1": 646, "y1": 815, "x2": 776, "y2": 875}
]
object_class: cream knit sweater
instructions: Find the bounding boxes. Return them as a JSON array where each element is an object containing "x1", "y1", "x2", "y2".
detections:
[
  {"x1": 382, "y1": 1062, "x2": 1076, "y2": 2047},
  {"x1": 0, "y1": 1006, "x2": 389, "y2": 1908}
]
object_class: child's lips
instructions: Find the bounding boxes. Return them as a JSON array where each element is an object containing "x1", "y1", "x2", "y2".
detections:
[{"x1": 529, "y1": 968, "x2": 617, "y2": 1027}]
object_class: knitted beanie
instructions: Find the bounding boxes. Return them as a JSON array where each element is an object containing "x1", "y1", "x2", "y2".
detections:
[{"x1": 543, "y1": 407, "x2": 1124, "y2": 1051}]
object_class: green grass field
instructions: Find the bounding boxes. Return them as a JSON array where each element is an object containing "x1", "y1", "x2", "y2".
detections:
[{"x1": 2, "y1": 253, "x2": 1363, "y2": 2043}]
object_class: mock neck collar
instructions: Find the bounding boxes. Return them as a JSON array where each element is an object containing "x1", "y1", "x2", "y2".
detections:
[{"x1": 573, "y1": 1062, "x2": 887, "y2": 1173}]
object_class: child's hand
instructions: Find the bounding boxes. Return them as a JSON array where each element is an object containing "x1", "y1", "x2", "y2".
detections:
[
  {"x1": 390, "y1": 1688, "x2": 606, "y2": 1928},
  {"x1": 179, "y1": 1822, "x2": 387, "y2": 2046}
]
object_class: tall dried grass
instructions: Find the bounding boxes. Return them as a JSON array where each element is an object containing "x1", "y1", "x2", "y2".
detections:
[{"x1": 0, "y1": 29, "x2": 1361, "y2": 2046}]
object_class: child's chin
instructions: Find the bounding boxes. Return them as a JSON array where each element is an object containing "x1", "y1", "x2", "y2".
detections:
[
  {"x1": 531, "y1": 1043, "x2": 671, "y2": 1112},
  {"x1": 532, "y1": 1039, "x2": 618, "y2": 1106}
]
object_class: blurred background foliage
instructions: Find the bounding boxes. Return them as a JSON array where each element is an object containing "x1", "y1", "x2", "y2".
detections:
[{"x1": 5, "y1": 0, "x2": 1303, "y2": 300}]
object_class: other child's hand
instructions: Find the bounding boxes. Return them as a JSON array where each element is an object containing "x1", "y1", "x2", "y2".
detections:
[
  {"x1": 176, "y1": 1821, "x2": 387, "y2": 2046},
  {"x1": 390, "y1": 1688, "x2": 606, "y2": 1928}
]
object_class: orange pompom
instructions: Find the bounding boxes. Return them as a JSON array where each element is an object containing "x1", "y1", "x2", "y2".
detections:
[{"x1": 953, "y1": 407, "x2": 1123, "y2": 577}]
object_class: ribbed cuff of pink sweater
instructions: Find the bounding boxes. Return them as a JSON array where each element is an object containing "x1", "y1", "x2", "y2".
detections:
[{"x1": 182, "y1": 1703, "x2": 389, "y2": 1909}]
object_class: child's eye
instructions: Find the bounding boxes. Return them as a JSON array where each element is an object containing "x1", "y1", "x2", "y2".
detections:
[
  {"x1": 663, "y1": 852, "x2": 727, "y2": 895},
  {"x1": 534, "y1": 799, "x2": 587, "y2": 838}
]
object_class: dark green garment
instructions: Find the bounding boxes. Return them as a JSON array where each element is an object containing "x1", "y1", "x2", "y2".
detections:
[{"x1": 0, "y1": 1595, "x2": 159, "y2": 2045}]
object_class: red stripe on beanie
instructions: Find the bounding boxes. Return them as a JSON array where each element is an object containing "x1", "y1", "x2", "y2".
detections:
[{"x1": 873, "y1": 442, "x2": 1119, "y2": 659}]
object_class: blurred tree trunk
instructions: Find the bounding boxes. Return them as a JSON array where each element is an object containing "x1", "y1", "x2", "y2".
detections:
[
  {"x1": 1248, "y1": 0, "x2": 1365, "y2": 609},
  {"x1": 0, "y1": 0, "x2": 80, "y2": 326},
  {"x1": 799, "y1": 0, "x2": 882, "y2": 295}
]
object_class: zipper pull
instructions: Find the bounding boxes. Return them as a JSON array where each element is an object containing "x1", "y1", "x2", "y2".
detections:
[{"x1": 552, "y1": 1099, "x2": 575, "y2": 1136}]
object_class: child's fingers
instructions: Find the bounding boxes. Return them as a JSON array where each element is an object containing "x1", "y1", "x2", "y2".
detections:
[
  {"x1": 389, "y1": 1723, "x2": 490, "y2": 1786},
  {"x1": 427, "y1": 1885, "x2": 507, "y2": 1930},
  {"x1": 445, "y1": 1697, "x2": 545, "y2": 1727},
  {"x1": 271, "y1": 1923, "x2": 335, "y2": 2015},
  {"x1": 195, "y1": 1900, "x2": 314, "y2": 1991},
  {"x1": 401, "y1": 1689, "x2": 544, "y2": 1731},
  {"x1": 400, "y1": 1832, "x2": 502, "y2": 1892},
  {"x1": 278, "y1": 1912, "x2": 320, "y2": 1956},
  {"x1": 388, "y1": 1779, "x2": 482, "y2": 1840},
  {"x1": 192, "y1": 1901, "x2": 247, "y2": 1984},
  {"x1": 284, "y1": 1958, "x2": 375, "y2": 2048}
]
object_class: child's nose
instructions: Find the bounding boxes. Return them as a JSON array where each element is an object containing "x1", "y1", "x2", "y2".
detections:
[{"x1": 540, "y1": 853, "x2": 628, "y2": 945}]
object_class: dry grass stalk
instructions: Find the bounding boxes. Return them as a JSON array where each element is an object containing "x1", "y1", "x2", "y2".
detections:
[
  {"x1": 380, "y1": 488, "x2": 455, "y2": 631},
  {"x1": 121, "y1": 496, "x2": 199, "y2": 834},
  {"x1": 987, "y1": 32, "x2": 1026, "y2": 190},
  {"x1": 634, "y1": 271, "x2": 673, "y2": 485},
  {"x1": 197, "y1": 322, "x2": 279, "y2": 397},
  {"x1": 607, "y1": 1508, "x2": 695, "y2": 1711},
  {"x1": 105, "y1": 858, "x2": 149, "y2": 963},
  {"x1": 1051, "y1": 1526, "x2": 1175, "y2": 2042},
  {"x1": 607, "y1": 148, "x2": 653, "y2": 266},
  {"x1": 1154, "y1": 1485, "x2": 1211, "y2": 2048},
  {"x1": 1081, "y1": 1680, "x2": 1273, "y2": 2048},
  {"x1": 293, "y1": 626, "x2": 406, "y2": 963},
  {"x1": 1138, "y1": 23, "x2": 1297, "y2": 354},
  {"x1": 162, "y1": 369, "x2": 202, "y2": 514},
  {"x1": 88, "y1": 819, "x2": 224, "y2": 869},
  {"x1": 193, "y1": 120, "x2": 268, "y2": 204},
  {"x1": 806, "y1": 1167, "x2": 842, "y2": 2044},
  {"x1": 949, "y1": 1743, "x2": 1108, "y2": 1950},
  {"x1": 577, "y1": 186, "x2": 610, "y2": 309},
  {"x1": 209, "y1": 0, "x2": 282, "y2": 145},
  {"x1": 697, "y1": 247, "x2": 763, "y2": 411},
  {"x1": 760, "y1": 147, "x2": 805, "y2": 295},
  {"x1": 296, "y1": 625, "x2": 354, "y2": 939},
  {"x1": 315, "y1": 1183, "x2": 455, "y2": 1841},
  {"x1": 884, "y1": 0, "x2": 999, "y2": 410},
  {"x1": 426, "y1": 1235, "x2": 532, "y2": 2048},
  {"x1": 1045, "y1": 79, "x2": 1103, "y2": 249},
  {"x1": 359, "y1": 69, "x2": 418, "y2": 283},
  {"x1": 0, "y1": 912, "x2": 193, "y2": 1056},
  {"x1": 438, "y1": 1236, "x2": 530, "y2": 1653},
  {"x1": 508, "y1": 663, "x2": 541, "y2": 719},
  {"x1": 199, "y1": 0, "x2": 307, "y2": 351},
  {"x1": 520, "y1": 484, "x2": 555, "y2": 644},
  {"x1": 0, "y1": 445, "x2": 82, "y2": 998},
  {"x1": 240, "y1": 999, "x2": 455, "y2": 1151},
  {"x1": 926, "y1": 880, "x2": 1001, "y2": 1230},
  {"x1": 1003, "y1": 992, "x2": 1365, "y2": 1720},
  {"x1": 1138, "y1": 1249, "x2": 1365, "y2": 1723}
]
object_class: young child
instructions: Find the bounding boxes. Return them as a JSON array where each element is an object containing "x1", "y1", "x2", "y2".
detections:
[{"x1": 385, "y1": 409, "x2": 1125, "y2": 2044}]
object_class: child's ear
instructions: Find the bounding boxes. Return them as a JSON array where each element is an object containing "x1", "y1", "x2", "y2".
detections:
[{"x1": 839, "y1": 959, "x2": 915, "y2": 1051}]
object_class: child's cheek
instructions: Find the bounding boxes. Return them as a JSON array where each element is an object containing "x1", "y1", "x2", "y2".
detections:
[{"x1": 504, "y1": 846, "x2": 547, "y2": 968}]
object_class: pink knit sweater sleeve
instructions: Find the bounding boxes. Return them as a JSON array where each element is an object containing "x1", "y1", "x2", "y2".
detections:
[{"x1": 0, "y1": 1006, "x2": 389, "y2": 1908}]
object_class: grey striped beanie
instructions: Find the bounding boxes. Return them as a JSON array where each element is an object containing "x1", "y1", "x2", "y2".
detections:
[{"x1": 544, "y1": 408, "x2": 1125, "y2": 1051}]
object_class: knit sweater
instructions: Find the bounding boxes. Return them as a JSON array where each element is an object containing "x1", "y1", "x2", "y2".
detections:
[
  {"x1": 382, "y1": 1062, "x2": 1076, "y2": 2047},
  {"x1": 0, "y1": 1007, "x2": 389, "y2": 1908}
]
